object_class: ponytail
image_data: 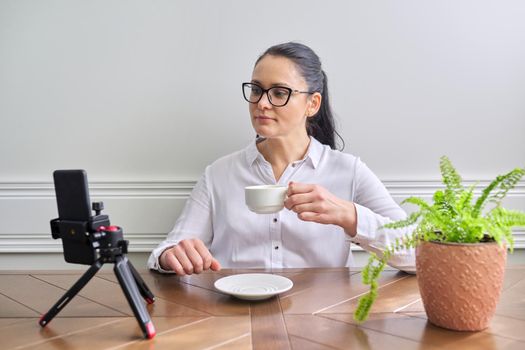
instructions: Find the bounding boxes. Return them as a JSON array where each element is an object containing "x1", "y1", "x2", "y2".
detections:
[{"x1": 306, "y1": 71, "x2": 344, "y2": 150}]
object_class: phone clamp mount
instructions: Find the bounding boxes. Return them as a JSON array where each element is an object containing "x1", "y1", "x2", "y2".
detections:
[{"x1": 40, "y1": 202, "x2": 157, "y2": 339}]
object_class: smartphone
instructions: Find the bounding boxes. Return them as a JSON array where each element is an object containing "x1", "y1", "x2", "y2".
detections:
[
  {"x1": 53, "y1": 169, "x2": 96, "y2": 264},
  {"x1": 53, "y1": 170, "x2": 92, "y2": 221}
]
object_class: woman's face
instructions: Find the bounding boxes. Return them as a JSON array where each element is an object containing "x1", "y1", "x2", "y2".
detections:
[{"x1": 249, "y1": 55, "x2": 320, "y2": 141}]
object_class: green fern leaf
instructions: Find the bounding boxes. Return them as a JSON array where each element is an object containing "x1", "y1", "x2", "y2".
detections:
[
  {"x1": 402, "y1": 197, "x2": 432, "y2": 212},
  {"x1": 490, "y1": 207, "x2": 525, "y2": 228},
  {"x1": 458, "y1": 184, "x2": 476, "y2": 211},
  {"x1": 382, "y1": 211, "x2": 421, "y2": 229},
  {"x1": 489, "y1": 168, "x2": 525, "y2": 205},
  {"x1": 440, "y1": 156, "x2": 462, "y2": 195},
  {"x1": 473, "y1": 168, "x2": 525, "y2": 217}
]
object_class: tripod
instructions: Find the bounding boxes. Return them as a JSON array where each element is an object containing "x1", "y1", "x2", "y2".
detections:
[{"x1": 39, "y1": 224, "x2": 156, "y2": 339}]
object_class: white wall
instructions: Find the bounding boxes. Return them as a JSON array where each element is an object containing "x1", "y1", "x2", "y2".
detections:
[{"x1": 1, "y1": 1, "x2": 524, "y2": 269}]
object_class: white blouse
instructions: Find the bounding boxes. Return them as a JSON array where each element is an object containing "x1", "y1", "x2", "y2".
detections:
[{"x1": 148, "y1": 137, "x2": 415, "y2": 272}]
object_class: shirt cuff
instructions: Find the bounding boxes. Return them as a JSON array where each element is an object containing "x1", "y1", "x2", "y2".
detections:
[
  {"x1": 148, "y1": 244, "x2": 178, "y2": 274},
  {"x1": 349, "y1": 203, "x2": 376, "y2": 246},
  {"x1": 350, "y1": 203, "x2": 416, "y2": 272}
]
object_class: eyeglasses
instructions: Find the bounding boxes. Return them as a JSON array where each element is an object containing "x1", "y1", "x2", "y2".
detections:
[{"x1": 242, "y1": 82, "x2": 313, "y2": 107}]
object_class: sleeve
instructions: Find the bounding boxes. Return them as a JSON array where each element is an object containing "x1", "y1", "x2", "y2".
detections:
[
  {"x1": 350, "y1": 158, "x2": 415, "y2": 272},
  {"x1": 147, "y1": 167, "x2": 213, "y2": 273}
]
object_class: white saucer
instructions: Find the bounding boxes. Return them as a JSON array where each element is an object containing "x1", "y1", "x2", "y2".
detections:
[{"x1": 214, "y1": 273, "x2": 293, "y2": 300}]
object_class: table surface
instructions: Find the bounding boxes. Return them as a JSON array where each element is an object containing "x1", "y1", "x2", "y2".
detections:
[{"x1": 0, "y1": 266, "x2": 524, "y2": 350}]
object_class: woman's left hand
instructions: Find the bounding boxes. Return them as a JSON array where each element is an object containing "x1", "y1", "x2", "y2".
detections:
[{"x1": 284, "y1": 181, "x2": 357, "y2": 235}]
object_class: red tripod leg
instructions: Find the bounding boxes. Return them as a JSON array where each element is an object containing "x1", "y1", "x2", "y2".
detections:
[
  {"x1": 114, "y1": 256, "x2": 156, "y2": 339},
  {"x1": 127, "y1": 259, "x2": 155, "y2": 304}
]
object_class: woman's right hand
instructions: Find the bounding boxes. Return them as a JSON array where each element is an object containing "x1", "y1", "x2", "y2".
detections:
[{"x1": 159, "y1": 238, "x2": 221, "y2": 275}]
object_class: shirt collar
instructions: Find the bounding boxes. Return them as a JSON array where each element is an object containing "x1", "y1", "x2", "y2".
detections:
[
  {"x1": 245, "y1": 138, "x2": 262, "y2": 166},
  {"x1": 245, "y1": 136, "x2": 323, "y2": 169}
]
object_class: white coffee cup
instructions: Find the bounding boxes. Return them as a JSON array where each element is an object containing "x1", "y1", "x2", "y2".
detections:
[{"x1": 245, "y1": 185, "x2": 288, "y2": 214}]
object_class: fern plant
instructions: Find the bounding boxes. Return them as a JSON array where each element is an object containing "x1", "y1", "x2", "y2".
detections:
[{"x1": 353, "y1": 156, "x2": 525, "y2": 323}]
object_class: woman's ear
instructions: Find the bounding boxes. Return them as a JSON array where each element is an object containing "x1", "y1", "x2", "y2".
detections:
[{"x1": 307, "y1": 92, "x2": 322, "y2": 117}]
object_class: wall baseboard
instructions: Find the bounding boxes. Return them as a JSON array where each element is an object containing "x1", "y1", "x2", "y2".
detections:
[{"x1": 1, "y1": 179, "x2": 524, "y2": 255}]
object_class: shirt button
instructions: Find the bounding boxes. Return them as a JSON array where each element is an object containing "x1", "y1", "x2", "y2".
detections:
[
  {"x1": 273, "y1": 218, "x2": 278, "y2": 223},
  {"x1": 291, "y1": 163, "x2": 296, "y2": 168},
  {"x1": 274, "y1": 246, "x2": 279, "y2": 250}
]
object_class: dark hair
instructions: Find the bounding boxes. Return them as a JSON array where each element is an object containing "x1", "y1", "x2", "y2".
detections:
[{"x1": 255, "y1": 42, "x2": 344, "y2": 150}]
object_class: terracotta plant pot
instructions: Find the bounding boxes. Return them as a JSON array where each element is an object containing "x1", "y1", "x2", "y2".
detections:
[{"x1": 415, "y1": 240, "x2": 507, "y2": 331}]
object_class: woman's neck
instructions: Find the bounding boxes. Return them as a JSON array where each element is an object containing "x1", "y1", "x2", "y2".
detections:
[{"x1": 257, "y1": 134, "x2": 311, "y2": 169}]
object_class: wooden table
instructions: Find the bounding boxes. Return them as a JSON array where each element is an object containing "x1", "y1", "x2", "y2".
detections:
[{"x1": 0, "y1": 266, "x2": 524, "y2": 349}]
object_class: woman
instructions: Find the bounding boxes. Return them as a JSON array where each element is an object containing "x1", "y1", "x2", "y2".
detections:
[{"x1": 148, "y1": 42, "x2": 414, "y2": 275}]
